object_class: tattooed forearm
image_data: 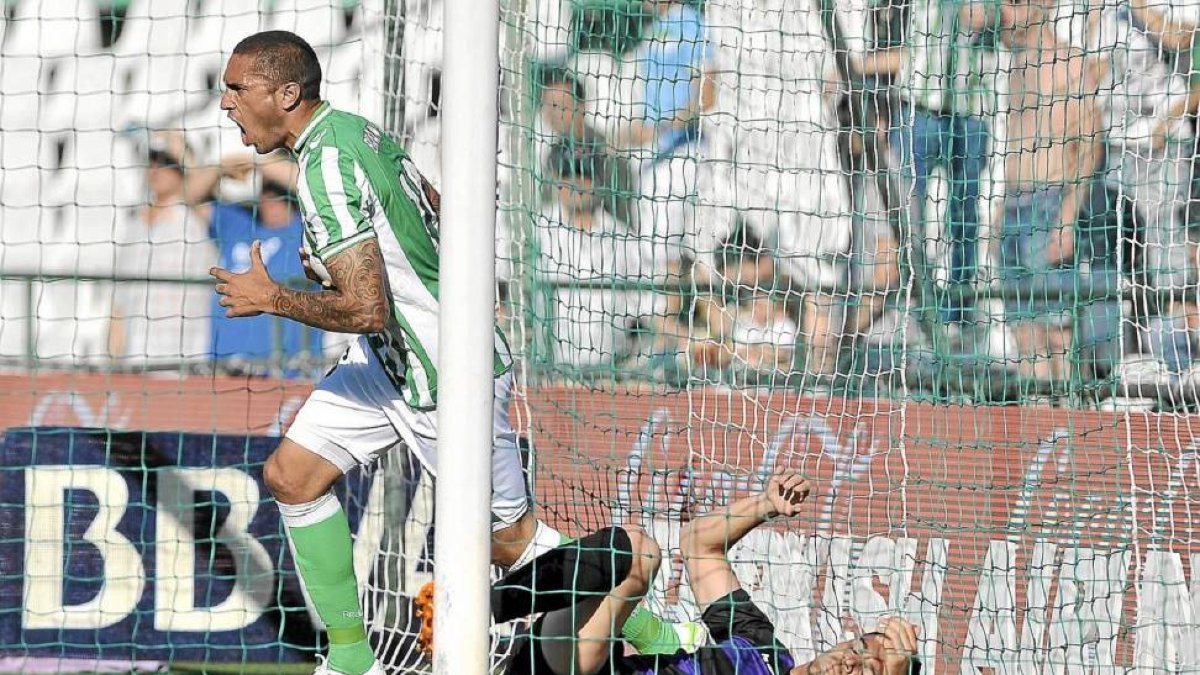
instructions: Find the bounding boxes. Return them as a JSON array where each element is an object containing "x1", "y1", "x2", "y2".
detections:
[{"x1": 270, "y1": 237, "x2": 390, "y2": 333}]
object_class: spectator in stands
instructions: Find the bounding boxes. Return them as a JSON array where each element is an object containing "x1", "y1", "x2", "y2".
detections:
[
  {"x1": 1077, "y1": 0, "x2": 1200, "y2": 376},
  {"x1": 535, "y1": 147, "x2": 677, "y2": 375},
  {"x1": 887, "y1": 0, "x2": 1002, "y2": 337},
  {"x1": 536, "y1": 65, "x2": 639, "y2": 229},
  {"x1": 844, "y1": 0, "x2": 908, "y2": 164},
  {"x1": 836, "y1": 21, "x2": 905, "y2": 375},
  {"x1": 1139, "y1": 1, "x2": 1200, "y2": 152},
  {"x1": 692, "y1": 227, "x2": 800, "y2": 387},
  {"x1": 111, "y1": 132, "x2": 218, "y2": 369},
  {"x1": 615, "y1": 0, "x2": 715, "y2": 263},
  {"x1": 180, "y1": 152, "x2": 323, "y2": 377},
  {"x1": 997, "y1": 0, "x2": 1102, "y2": 385},
  {"x1": 698, "y1": 1, "x2": 854, "y2": 386}
]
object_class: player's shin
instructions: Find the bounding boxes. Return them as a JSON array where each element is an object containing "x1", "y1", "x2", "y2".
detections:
[{"x1": 278, "y1": 492, "x2": 375, "y2": 675}]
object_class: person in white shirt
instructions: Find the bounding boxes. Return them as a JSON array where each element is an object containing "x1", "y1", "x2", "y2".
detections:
[
  {"x1": 1065, "y1": 0, "x2": 1197, "y2": 372},
  {"x1": 701, "y1": 0, "x2": 855, "y2": 381},
  {"x1": 111, "y1": 134, "x2": 217, "y2": 369},
  {"x1": 691, "y1": 227, "x2": 800, "y2": 387},
  {"x1": 534, "y1": 147, "x2": 676, "y2": 373},
  {"x1": 887, "y1": 0, "x2": 1003, "y2": 329}
]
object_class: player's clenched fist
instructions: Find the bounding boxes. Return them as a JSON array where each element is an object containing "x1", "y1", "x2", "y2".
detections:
[
  {"x1": 211, "y1": 240, "x2": 278, "y2": 317},
  {"x1": 762, "y1": 467, "x2": 811, "y2": 517},
  {"x1": 874, "y1": 617, "x2": 920, "y2": 675}
]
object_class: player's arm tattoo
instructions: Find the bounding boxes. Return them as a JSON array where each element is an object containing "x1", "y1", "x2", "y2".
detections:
[{"x1": 270, "y1": 237, "x2": 391, "y2": 333}]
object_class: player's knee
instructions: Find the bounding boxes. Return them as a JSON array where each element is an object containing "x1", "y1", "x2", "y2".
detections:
[
  {"x1": 263, "y1": 451, "x2": 317, "y2": 503},
  {"x1": 263, "y1": 441, "x2": 344, "y2": 503},
  {"x1": 261, "y1": 453, "x2": 290, "y2": 500}
]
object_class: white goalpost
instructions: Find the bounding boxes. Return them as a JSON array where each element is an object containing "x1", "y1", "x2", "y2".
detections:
[{"x1": 432, "y1": 0, "x2": 502, "y2": 672}]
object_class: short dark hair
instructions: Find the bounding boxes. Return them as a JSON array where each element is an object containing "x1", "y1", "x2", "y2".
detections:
[
  {"x1": 233, "y1": 31, "x2": 322, "y2": 101},
  {"x1": 537, "y1": 64, "x2": 586, "y2": 103},
  {"x1": 261, "y1": 178, "x2": 294, "y2": 201},
  {"x1": 147, "y1": 149, "x2": 182, "y2": 172}
]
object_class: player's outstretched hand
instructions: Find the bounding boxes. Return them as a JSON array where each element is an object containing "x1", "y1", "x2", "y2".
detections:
[
  {"x1": 875, "y1": 617, "x2": 919, "y2": 675},
  {"x1": 763, "y1": 467, "x2": 811, "y2": 517},
  {"x1": 211, "y1": 240, "x2": 277, "y2": 317}
]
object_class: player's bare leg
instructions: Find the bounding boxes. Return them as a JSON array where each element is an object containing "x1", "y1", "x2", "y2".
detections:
[
  {"x1": 263, "y1": 438, "x2": 344, "y2": 503},
  {"x1": 538, "y1": 527, "x2": 662, "y2": 675},
  {"x1": 264, "y1": 440, "x2": 379, "y2": 675}
]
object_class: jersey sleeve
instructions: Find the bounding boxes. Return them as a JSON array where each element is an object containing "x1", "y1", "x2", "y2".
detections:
[{"x1": 297, "y1": 146, "x2": 377, "y2": 260}]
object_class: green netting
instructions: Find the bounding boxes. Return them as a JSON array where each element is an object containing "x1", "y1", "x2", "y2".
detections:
[
  {"x1": 2, "y1": 0, "x2": 1200, "y2": 673},
  {"x1": 488, "y1": 0, "x2": 1200, "y2": 672},
  {"x1": 494, "y1": 0, "x2": 1200, "y2": 407}
]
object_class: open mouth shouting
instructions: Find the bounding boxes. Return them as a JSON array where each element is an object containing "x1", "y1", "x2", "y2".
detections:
[{"x1": 230, "y1": 115, "x2": 249, "y2": 146}]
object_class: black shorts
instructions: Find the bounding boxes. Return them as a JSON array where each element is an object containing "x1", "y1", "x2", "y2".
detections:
[
  {"x1": 700, "y1": 589, "x2": 780, "y2": 648},
  {"x1": 502, "y1": 528, "x2": 631, "y2": 675},
  {"x1": 503, "y1": 614, "x2": 563, "y2": 675}
]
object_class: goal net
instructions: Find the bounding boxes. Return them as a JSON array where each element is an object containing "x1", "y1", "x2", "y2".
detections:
[{"x1": 1, "y1": 0, "x2": 1199, "y2": 673}]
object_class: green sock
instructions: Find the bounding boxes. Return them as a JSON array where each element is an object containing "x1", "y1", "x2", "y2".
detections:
[
  {"x1": 280, "y1": 494, "x2": 375, "y2": 675},
  {"x1": 622, "y1": 606, "x2": 706, "y2": 655}
]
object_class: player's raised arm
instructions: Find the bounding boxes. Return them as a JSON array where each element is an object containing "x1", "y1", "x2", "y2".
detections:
[{"x1": 680, "y1": 467, "x2": 811, "y2": 607}]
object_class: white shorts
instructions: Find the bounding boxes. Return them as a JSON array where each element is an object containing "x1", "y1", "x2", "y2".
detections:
[{"x1": 285, "y1": 335, "x2": 529, "y2": 530}]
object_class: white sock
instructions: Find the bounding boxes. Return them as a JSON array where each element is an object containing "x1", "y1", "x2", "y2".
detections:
[
  {"x1": 508, "y1": 520, "x2": 565, "y2": 571},
  {"x1": 277, "y1": 491, "x2": 341, "y2": 528}
]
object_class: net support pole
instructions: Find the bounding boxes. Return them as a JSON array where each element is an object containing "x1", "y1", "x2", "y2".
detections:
[{"x1": 433, "y1": 0, "x2": 500, "y2": 671}]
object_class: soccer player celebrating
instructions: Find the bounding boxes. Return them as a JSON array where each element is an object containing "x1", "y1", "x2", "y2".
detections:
[
  {"x1": 424, "y1": 469, "x2": 922, "y2": 675},
  {"x1": 210, "y1": 31, "x2": 561, "y2": 675}
]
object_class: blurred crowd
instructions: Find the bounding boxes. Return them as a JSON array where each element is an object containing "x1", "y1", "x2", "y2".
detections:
[
  {"x1": 0, "y1": 0, "x2": 366, "y2": 379},
  {"x1": 523, "y1": 0, "x2": 1200, "y2": 403},
  {"x1": 111, "y1": 131, "x2": 326, "y2": 377},
  {"x1": 9, "y1": 0, "x2": 1200, "y2": 403}
]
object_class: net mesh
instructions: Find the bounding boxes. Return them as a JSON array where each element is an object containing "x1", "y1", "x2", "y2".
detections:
[{"x1": 1, "y1": 0, "x2": 1200, "y2": 673}]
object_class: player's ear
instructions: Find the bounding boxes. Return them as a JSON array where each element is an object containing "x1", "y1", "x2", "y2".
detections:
[{"x1": 280, "y1": 81, "x2": 302, "y2": 111}]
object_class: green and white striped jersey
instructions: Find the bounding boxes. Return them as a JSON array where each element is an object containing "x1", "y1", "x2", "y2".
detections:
[{"x1": 293, "y1": 101, "x2": 510, "y2": 410}]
